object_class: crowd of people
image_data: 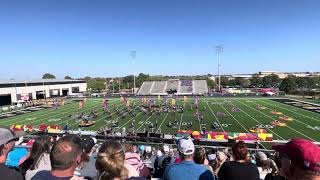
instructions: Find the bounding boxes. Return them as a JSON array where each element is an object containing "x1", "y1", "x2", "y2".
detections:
[{"x1": 0, "y1": 126, "x2": 319, "y2": 180}]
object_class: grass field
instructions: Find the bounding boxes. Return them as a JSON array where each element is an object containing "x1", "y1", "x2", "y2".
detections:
[{"x1": 1, "y1": 97, "x2": 320, "y2": 143}]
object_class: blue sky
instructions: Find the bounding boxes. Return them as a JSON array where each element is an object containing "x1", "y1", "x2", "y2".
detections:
[{"x1": 0, "y1": 0, "x2": 319, "y2": 79}]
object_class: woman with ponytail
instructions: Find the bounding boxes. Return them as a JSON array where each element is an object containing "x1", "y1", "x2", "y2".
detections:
[{"x1": 95, "y1": 140, "x2": 145, "y2": 180}]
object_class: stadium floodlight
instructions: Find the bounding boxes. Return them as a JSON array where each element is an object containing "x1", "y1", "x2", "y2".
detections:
[
  {"x1": 215, "y1": 45, "x2": 223, "y2": 92},
  {"x1": 130, "y1": 51, "x2": 136, "y2": 94}
]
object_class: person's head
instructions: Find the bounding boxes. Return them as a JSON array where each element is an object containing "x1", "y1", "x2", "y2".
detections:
[
  {"x1": 256, "y1": 151, "x2": 271, "y2": 170},
  {"x1": 29, "y1": 136, "x2": 51, "y2": 169},
  {"x1": 232, "y1": 141, "x2": 248, "y2": 161},
  {"x1": 162, "y1": 145, "x2": 169, "y2": 154},
  {"x1": 0, "y1": 126, "x2": 24, "y2": 160},
  {"x1": 177, "y1": 139, "x2": 195, "y2": 160},
  {"x1": 95, "y1": 140, "x2": 128, "y2": 180},
  {"x1": 216, "y1": 151, "x2": 227, "y2": 163},
  {"x1": 273, "y1": 138, "x2": 320, "y2": 180},
  {"x1": 50, "y1": 135, "x2": 83, "y2": 172},
  {"x1": 194, "y1": 147, "x2": 206, "y2": 165}
]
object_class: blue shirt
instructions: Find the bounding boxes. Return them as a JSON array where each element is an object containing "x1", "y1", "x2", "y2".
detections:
[
  {"x1": 5, "y1": 147, "x2": 28, "y2": 167},
  {"x1": 163, "y1": 160, "x2": 215, "y2": 180}
]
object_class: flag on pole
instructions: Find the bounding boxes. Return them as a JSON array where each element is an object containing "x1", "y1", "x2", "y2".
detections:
[
  {"x1": 194, "y1": 97, "x2": 198, "y2": 105},
  {"x1": 79, "y1": 101, "x2": 83, "y2": 109},
  {"x1": 143, "y1": 96, "x2": 147, "y2": 105},
  {"x1": 171, "y1": 98, "x2": 176, "y2": 105}
]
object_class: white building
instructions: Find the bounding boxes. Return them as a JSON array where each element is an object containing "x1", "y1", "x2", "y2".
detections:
[{"x1": 0, "y1": 79, "x2": 87, "y2": 105}]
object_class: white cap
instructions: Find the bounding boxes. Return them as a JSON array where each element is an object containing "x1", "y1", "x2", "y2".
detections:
[
  {"x1": 163, "y1": 145, "x2": 170, "y2": 153},
  {"x1": 178, "y1": 139, "x2": 195, "y2": 155}
]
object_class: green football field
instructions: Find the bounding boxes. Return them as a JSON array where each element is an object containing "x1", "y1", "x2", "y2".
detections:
[{"x1": 1, "y1": 97, "x2": 320, "y2": 143}]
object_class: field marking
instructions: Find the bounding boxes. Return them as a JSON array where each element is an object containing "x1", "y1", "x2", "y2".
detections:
[
  {"x1": 67, "y1": 100, "x2": 125, "y2": 129},
  {"x1": 212, "y1": 98, "x2": 249, "y2": 133},
  {"x1": 31, "y1": 99, "x2": 109, "y2": 128},
  {"x1": 118, "y1": 112, "x2": 143, "y2": 130},
  {"x1": 0, "y1": 101, "x2": 78, "y2": 124},
  {"x1": 259, "y1": 99, "x2": 320, "y2": 123},
  {"x1": 6, "y1": 100, "x2": 119, "y2": 128},
  {"x1": 242, "y1": 100, "x2": 317, "y2": 142},
  {"x1": 204, "y1": 99, "x2": 225, "y2": 132},
  {"x1": 6, "y1": 100, "x2": 94, "y2": 126},
  {"x1": 1, "y1": 99, "x2": 118, "y2": 124},
  {"x1": 100, "y1": 101, "x2": 143, "y2": 130},
  {"x1": 73, "y1": 99, "x2": 140, "y2": 129},
  {"x1": 3, "y1": 99, "x2": 118, "y2": 125},
  {"x1": 178, "y1": 113, "x2": 184, "y2": 131},
  {"x1": 156, "y1": 113, "x2": 169, "y2": 133},
  {"x1": 136, "y1": 114, "x2": 154, "y2": 132},
  {"x1": 234, "y1": 99, "x2": 285, "y2": 140}
]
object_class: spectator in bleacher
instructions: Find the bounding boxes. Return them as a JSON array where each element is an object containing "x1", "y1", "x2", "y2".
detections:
[
  {"x1": 154, "y1": 145, "x2": 171, "y2": 178},
  {"x1": 272, "y1": 138, "x2": 320, "y2": 180},
  {"x1": 19, "y1": 136, "x2": 51, "y2": 180},
  {"x1": 218, "y1": 141, "x2": 259, "y2": 180},
  {"x1": 18, "y1": 139, "x2": 35, "y2": 166},
  {"x1": 264, "y1": 152, "x2": 288, "y2": 180},
  {"x1": 214, "y1": 151, "x2": 227, "y2": 175},
  {"x1": 0, "y1": 126, "x2": 24, "y2": 180},
  {"x1": 96, "y1": 140, "x2": 145, "y2": 180},
  {"x1": 194, "y1": 147, "x2": 214, "y2": 174},
  {"x1": 31, "y1": 136, "x2": 86, "y2": 180},
  {"x1": 74, "y1": 137, "x2": 98, "y2": 180},
  {"x1": 163, "y1": 138, "x2": 215, "y2": 180},
  {"x1": 124, "y1": 144, "x2": 150, "y2": 179},
  {"x1": 254, "y1": 151, "x2": 279, "y2": 180}
]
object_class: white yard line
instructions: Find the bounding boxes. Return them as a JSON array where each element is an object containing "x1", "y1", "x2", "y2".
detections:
[
  {"x1": 118, "y1": 112, "x2": 143, "y2": 129},
  {"x1": 235, "y1": 99, "x2": 285, "y2": 140},
  {"x1": 259, "y1": 99, "x2": 320, "y2": 123},
  {"x1": 136, "y1": 114, "x2": 154, "y2": 131},
  {"x1": 244, "y1": 100, "x2": 317, "y2": 141},
  {"x1": 204, "y1": 99, "x2": 225, "y2": 132},
  {"x1": 178, "y1": 113, "x2": 184, "y2": 131},
  {"x1": 157, "y1": 113, "x2": 169, "y2": 133},
  {"x1": 212, "y1": 98, "x2": 249, "y2": 133}
]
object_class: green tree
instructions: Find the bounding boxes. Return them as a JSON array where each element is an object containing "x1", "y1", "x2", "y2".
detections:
[
  {"x1": 235, "y1": 77, "x2": 251, "y2": 88},
  {"x1": 42, "y1": 73, "x2": 56, "y2": 79},
  {"x1": 251, "y1": 73, "x2": 263, "y2": 87},
  {"x1": 87, "y1": 78, "x2": 106, "y2": 92},
  {"x1": 280, "y1": 75, "x2": 297, "y2": 93},
  {"x1": 64, "y1": 75, "x2": 72, "y2": 79},
  {"x1": 262, "y1": 74, "x2": 281, "y2": 88},
  {"x1": 207, "y1": 78, "x2": 217, "y2": 89}
]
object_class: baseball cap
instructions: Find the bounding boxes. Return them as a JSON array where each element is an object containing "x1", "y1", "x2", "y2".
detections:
[
  {"x1": 273, "y1": 138, "x2": 320, "y2": 173},
  {"x1": 0, "y1": 126, "x2": 25, "y2": 146},
  {"x1": 256, "y1": 151, "x2": 268, "y2": 161},
  {"x1": 178, "y1": 138, "x2": 195, "y2": 155}
]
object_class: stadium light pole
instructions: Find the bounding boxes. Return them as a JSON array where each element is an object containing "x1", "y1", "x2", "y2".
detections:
[
  {"x1": 216, "y1": 45, "x2": 223, "y2": 92},
  {"x1": 130, "y1": 51, "x2": 136, "y2": 94}
]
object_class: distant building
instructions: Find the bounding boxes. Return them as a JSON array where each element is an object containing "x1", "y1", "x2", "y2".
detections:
[
  {"x1": 210, "y1": 71, "x2": 320, "y2": 81},
  {"x1": 0, "y1": 79, "x2": 87, "y2": 105}
]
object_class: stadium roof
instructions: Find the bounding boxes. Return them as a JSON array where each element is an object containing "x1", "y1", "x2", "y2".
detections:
[{"x1": 0, "y1": 79, "x2": 85, "y2": 85}]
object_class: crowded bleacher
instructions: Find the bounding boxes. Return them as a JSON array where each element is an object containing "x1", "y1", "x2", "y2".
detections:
[{"x1": 0, "y1": 126, "x2": 319, "y2": 180}]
